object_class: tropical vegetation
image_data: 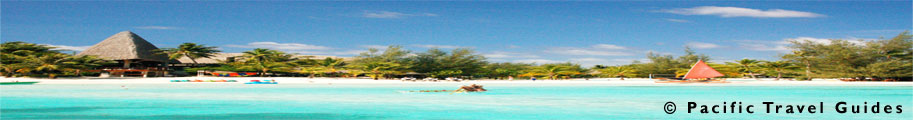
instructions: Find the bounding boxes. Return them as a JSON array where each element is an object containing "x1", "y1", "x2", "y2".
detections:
[
  {"x1": 158, "y1": 43, "x2": 221, "y2": 66},
  {"x1": 0, "y1": 42, "x2": 114, "y2": 78},
  {"x1": 3, "y1": 31, "x2": 910, "y2": 81}
]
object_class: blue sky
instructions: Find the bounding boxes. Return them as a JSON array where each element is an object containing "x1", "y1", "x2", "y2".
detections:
[{"x1": 2, "y1": 1, "x2": 910, "y2": 66}]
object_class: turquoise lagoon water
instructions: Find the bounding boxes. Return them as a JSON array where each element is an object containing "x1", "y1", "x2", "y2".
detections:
[{"x1": 2, "y1": 83, "x2": 911, "y2": 119}]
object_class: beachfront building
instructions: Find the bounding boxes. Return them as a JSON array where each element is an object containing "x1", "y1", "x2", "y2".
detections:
[
  {"x1": 77, "y1": 31, "x2": 345, "y2": 77},
  {"x1": 77, "y1": 31, "x2": 172, "y2": 77}
]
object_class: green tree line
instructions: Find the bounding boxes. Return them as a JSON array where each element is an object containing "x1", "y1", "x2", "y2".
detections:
[
  {"x1": 0, "y1": 42, "x2": 114, "y2": 78},
  {"x1": 3, "y1": 31, "x2": 910, "y2": 80}
]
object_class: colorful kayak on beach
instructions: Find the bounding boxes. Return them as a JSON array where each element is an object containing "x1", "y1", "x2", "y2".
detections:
[
  {"x1": 243, "y1": 80, "x2": 277, "y2": 84},
  {"x1": 244, "y1": 82, "x2": 278, "y2": 84}
]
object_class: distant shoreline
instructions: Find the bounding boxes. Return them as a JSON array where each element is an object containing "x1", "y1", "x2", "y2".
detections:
[{"x1": 2, "y1": 77, "x2": 911, "y2": 86}]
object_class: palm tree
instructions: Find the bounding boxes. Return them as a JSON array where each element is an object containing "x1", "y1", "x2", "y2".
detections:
[
  {"x1": 672, "y1": 68, "x2": 690, "y2": 78},
  {"x1": 556, "y1": 70, "x2": 583, "y2": 80},
  {"x1": 14, "y1": 67, "x2": 34, "y2": 77},
  {"x1": 345, "y1": 69, "x2": 364, "y2": 78},
  {"x1": 63, "y1": 55, "x2": 112, "y2": 76},
  {"x1": 783, "y1": 51, "x2": 814, "y2": 80},
  {"x1": 431, "y1": 70, "x2": 462, "y2": 79},
  {"x1": 535, "y1": 64, "x2": 567, "y2": 80},
  {"x1": 2, "y1": 42, "x2": 56, "y2": 77},
  {"x1": 760, "y1": 61, "x2": 797, "y2": 80},
  {"x1": 0, "y1": 63, "x2": 27, "y2": 77},
  {"x1": 239, "y1": 48, "x2": 290, "y2": 76},
  {"x1": 33, "y1": 53, "x2": 69, "y2": 78},
  {"x1": 492, "y1": 68, "x2": 516, "y2": 80},
  {"x1": 1, "y1": 53, "x2": 28, "y2": 77},
  {"x1": 297, "y1": 65, "x2": 325, "y2": 78},
  {"x1": 599, "y1": 66, "x2": 636, "y2": 80},
  {"x1": 316, "y1": 57, "x2": 347, "y2": 73},
  {"x1": 1, "y1": 41, "x2": 58, "y2": 56},
  {"x1": 159, "y1": 43, "x2": 221, "y2": 65},
  {"x1": 237, "y1": 62, "x2": 290, "y2": 77},
  {"x1": 242, "y1": 48, "x2": 278, "y2": 63},
  {"x1": 2, "y1": 55, "x2": 37, "y2": 77},
  {"x1": 728, "y1": 59, "x2": 761, "y2": 78},
  {"x1": 358, "y1": 61, "x2": 399, "y2": 80},
  {"x1": 290, "y1": 57, "x2": 320, "y2": 78},
  {"x1": 709, "y1": 63, "x2": 740, "y2": 77}
]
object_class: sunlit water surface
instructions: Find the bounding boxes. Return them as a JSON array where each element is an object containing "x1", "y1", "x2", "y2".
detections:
[{"x1": 2, "y1": 83, "x2": 911, "y2": 119}]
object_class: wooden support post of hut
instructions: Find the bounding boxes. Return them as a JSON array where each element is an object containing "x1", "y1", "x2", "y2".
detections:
[{"x1": 123, "y1": 59, "x2": 132, "y2": 68}]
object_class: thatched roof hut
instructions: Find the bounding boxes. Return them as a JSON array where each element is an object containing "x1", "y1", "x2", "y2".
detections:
[{"x1": 77, "y1": 31, "x2": 168, "y2": 62}]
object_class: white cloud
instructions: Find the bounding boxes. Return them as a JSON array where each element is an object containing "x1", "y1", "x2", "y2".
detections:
[
  {"x1": 736, "y1": 37, "x2": 871, "y2": 52},
  {"x1": 411, "y1": 44, "x2": 464, "y2": 49},
  {"x1": 421, "y1": 13, "x2": 439, "y2": 16},
  {"x1": 134, "y1": 26, "x2": 180, "y2": 30},
  {"x1": 43, "y1": 44, "x2": 91, "y2": 51},
  {"x1": 662, "y1": 6, "x2": 824, "y2": 18},
  {"x1": 685, "y1": 42, "x2": 721, "y2": 49},
  {"x1": 513, "y1": 59, "x2": 563, "y2": 64},
  {"x1": 291, "y1": 50, "x2": 367, "y2": 56},
  {"x1": 363, "y1": 11, "x2": 438, "y2": 19},
  {"x1": 359, "y1": 45, "x2": 389, "y2": 49},
  {"x1": 743, "y1": 44, "x2": 789, "y2": 51},
  {"x1": 569, "y1": 58, "x2": 650, "y2": 66},
  {"x1": 786, "y1": 37, "x2": 867, "y2": 45},
  {"x1": 482, "y1": 54, "x2": 510, "y2": 58},
  {"x1": 483, "y1": 51, "x2": 539, "y2": 58},
  {"x1": 225, "y1": 42, "x2": 331, "y2": 50},
  {"x1": 542, "y1": 44, "x2": 635, "y2": 56},
  {"x1": 569, "y1": 58, "x2": 608, "y2": 67},
  {"x1": 733, "y1": 40, "x2": 791, "y2": 52},
  {"x1": 787, "y1": 37, "x2": 831, "y2": 44},
  {"x1": 544, "y1": 48, "x2": 634, "y2": 56},
  {"x1": 514, "y1": 57, "x2": 647, "y2": 67},
  {"x1": 665, "y1": 18, "x2": 690, "y2": 23},
  {"x1": 569, "y1": 58, "x2": 607, "y2": 62},
  {"x1": 328, "y1": 50, "x2": 369, "y2": 56},
  {"x1": 610, "y1": 58, "x2": 650, "y2": 63},
  {"x1": 645, "y1": 50, "x2": 675, "y2": 55},
  {"x1": 592, "y1": 44, "x2": 627, "y2": 49}
]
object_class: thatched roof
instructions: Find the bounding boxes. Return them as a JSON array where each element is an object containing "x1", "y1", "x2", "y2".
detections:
[{"x1": 77, "y1": 31, "x2": 168, "y2": 62}]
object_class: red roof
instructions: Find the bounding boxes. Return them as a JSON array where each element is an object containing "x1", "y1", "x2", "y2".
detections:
[{"x1": 682, "y1": 60, "x2": 724, "y2": 79}]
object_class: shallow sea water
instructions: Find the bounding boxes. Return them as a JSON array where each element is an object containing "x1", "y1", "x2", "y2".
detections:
[{"x1": 2, "y1": 83, "x2": 911, "y2": 119}]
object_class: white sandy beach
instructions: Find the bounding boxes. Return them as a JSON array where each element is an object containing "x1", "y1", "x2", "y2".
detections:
[{"x1": 2, "y1": 77, "x2": 911, "y2": 86}]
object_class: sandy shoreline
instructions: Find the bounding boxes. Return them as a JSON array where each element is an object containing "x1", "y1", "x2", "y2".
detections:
[{"x1": 2, "y1": 77, "x2": 911, "y2": 86}]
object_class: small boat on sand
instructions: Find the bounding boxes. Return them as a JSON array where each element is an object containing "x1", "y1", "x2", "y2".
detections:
[{"x1": 1, "y1": 81, "x2": 39, "y2": 85}]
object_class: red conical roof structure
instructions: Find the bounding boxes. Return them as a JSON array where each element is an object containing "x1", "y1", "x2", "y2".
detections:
[{"x1": 682, "y1": 60, "x2": 724, "y2": 79}]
